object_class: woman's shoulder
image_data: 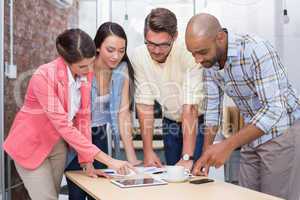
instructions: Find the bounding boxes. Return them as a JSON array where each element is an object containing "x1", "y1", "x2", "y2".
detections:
[
  {"x1": 113, "y1": 62, "x2": 128, "y2": 76},
  {"x1": 112, "y1": 62, "x2": 129, "y2": 82},
  {"x1": 33, "y1": 59, "x2": 57, "y2": 76},
  {"x1": 115, "y1": 61, "x2": 128, "y2": 71},
  {"x1": 33, "y1": 58, "x2": 66, "y2": 82}
]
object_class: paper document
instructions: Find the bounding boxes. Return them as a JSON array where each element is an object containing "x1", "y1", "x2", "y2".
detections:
[
  {"x1": 101, "y1": 166, "x2": 166, "y2": 177},
  {"x1": 101, "y1": 169, "x2": 136, "y2": 177},
  {"x1": 135, "y1": 166, "x2": 166, "y2": 174}
]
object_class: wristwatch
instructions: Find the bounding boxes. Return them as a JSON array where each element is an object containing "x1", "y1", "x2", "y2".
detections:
[{"x1": 182, "y1": 153, "x2": 194, "y2": 161}]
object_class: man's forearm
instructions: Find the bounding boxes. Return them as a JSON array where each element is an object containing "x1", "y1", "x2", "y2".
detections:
[
  {"x1": 203, "y1": 126, "x2": 219, "y2": 149},
  {"x1": 136, "y1": 104, "x2": 154, "y2": 153},
  {"x1": 182, "y1": 105, "x2": 198, "y2": 156},
  {"x1": 226, "y1": 124, "x2": 264, "y2": 150}
]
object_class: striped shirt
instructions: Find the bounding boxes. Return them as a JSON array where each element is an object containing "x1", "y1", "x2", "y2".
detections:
[{"x1": 203, "y1": 31, "x2": 300, "y2": 147}]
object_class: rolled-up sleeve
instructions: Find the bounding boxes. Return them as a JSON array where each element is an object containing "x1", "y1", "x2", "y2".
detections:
[
  {"x1": 182, "y1": 47, "x2": 204, "y2": 106},
  {"x1": 183, "y1": 66, "x2": 204, "y2": 105},
  {"x1": 130, "y1": 49, "x2": 155, "y2": 105},
  {"x1": 203, "y1": 69, "x2": 224, "y2": 127},
  {"x1": 250, "y1": 42, "x2": 285, "y2": 133}
]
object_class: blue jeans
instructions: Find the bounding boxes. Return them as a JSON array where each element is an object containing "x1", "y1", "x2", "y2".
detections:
[
  {"x1": 65, "y1": 125, "x2": 108, "y2": 200},
  {"x1": 162, "y1": 115, "x2": 204, "y2": 165}
]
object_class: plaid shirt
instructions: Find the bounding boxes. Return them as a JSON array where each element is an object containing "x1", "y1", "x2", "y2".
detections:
[{"x1": 203, "y1": 31, "x2": 300, "y2": 147}]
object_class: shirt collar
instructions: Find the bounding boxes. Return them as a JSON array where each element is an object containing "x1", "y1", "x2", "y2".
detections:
[
  {"x1": 67, "y1": 66, "x2": 87, "y2": 87},
  {"x1": 211, "y1": 30, "x2": 238, "y2": 71},
  {"x1": 67, "y1": 66, "x2": 76, "y2": 85},
  {"x1": 227, "y1": 30, "x2": 239, "y2": 58},
  {"x1": 80, "y1": 76, "x2": 87, "y2": 83}
]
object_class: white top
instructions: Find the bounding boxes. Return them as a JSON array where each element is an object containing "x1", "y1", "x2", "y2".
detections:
[
  {"x1": 67, "y1": 66, "x2": 86, "y2": 122},
  {"x1": 91, "y1": 94, "x2": 110, "y2": 127}
]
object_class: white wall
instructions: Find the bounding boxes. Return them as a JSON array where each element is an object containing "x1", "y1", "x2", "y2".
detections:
[
  {"x1": 281, "y1": 0, "x2": 300, "y2": 93},
  {"x1": 78, "y1": 0, "x2": 97, "y2": 38},
  {"x1": 196, "y1": 0, "x2": 300, "y2": 94},
  {"x1": 78, "y1": 0, "x2": 111, "y2": 39}
]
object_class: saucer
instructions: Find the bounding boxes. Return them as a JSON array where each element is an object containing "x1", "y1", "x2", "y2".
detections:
[{"x1": 160, "y1": 173, "x2": 190, "y2": 183}]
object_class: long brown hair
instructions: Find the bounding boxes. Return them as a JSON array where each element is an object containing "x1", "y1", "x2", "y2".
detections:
[{"x1": 94, "y1": 22, "x2": 135, "y2": 110}]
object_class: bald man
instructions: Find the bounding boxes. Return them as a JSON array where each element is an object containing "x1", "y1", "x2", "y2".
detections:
[{"x1": 185, "y1": 13, "x2": 300, "y2": 200}]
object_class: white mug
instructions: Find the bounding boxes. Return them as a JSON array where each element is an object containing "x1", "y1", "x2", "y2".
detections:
[{"x1": 166, "y1": 166, "x2": 186, "y2": 181}]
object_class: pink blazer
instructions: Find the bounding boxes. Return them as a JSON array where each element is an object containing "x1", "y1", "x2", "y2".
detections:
[{"x1": 3, "y1": 57, "x2": 100, "y2": 170}]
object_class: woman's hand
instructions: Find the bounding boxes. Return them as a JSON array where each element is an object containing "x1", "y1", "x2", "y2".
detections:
[
  {"x1": 81, "y1": 163, "x2": 110, "y2": 178},
  {"x1": 108, "y1": 159, "x2": 136, "y2": 175}
]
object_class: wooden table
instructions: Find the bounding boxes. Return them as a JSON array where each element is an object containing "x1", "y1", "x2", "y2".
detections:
[{"x1": 65, "y1": 171, "x2": 283, "y2": 200}]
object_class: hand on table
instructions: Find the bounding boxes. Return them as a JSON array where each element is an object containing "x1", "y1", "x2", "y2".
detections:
[
  {"x1": 192, "y1": 140, "x2": 234, "y2": 176},
  {"x1": 143, "y1": 150, "x2": 163, "y2": 168},
  {"x1": 82, "y1": 163, "x2": 110, "y2": 178},
  {"x1": 109, "y1": 159, "x2": 137, "y2": 175}
]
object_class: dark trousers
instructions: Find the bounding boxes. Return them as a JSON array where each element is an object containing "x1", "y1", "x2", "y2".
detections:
[
  {"x1": 162, "y1": 115, "x2": 204, "y2": 165},
  {"x1": 65, "y1": 125, "x2": 108, "y2": 200}
]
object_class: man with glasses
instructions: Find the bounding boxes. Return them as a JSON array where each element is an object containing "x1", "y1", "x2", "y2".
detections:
[{"x1": 130, "y1": 8, "x2": 204, "y2": 170}]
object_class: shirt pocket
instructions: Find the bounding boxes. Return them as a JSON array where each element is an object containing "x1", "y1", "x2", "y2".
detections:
[{"x1": 225, "y1": 76, "x2": 256, "y2": 99}]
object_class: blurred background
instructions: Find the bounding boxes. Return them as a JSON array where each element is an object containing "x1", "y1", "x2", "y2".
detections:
[{"x1": 1, "y1": 0, "x2": 299, "y2": 199}]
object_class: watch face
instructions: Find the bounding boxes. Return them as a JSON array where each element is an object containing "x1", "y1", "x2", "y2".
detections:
[{"x1": 183, "y1": 154, "x2": 189, "y2": 161}]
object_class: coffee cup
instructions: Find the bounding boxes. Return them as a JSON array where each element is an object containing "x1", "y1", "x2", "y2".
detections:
[{"x1": 166, "y1": 166, "x2": 187, "y2": 181}]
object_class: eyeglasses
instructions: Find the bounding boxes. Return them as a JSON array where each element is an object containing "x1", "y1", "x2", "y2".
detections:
[{"x1": 144, "y1": 40, "x2": 173, "y2": 51}]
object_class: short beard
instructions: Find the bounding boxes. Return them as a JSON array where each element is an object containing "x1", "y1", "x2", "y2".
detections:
[{"x1": 151, "y1": 49, "x2": 172, "y2": 63}]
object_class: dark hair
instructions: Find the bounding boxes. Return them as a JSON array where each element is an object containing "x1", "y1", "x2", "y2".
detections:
[
  {"x1": 56, "y1": 28, "x2": 96, "y2": 64},
  {"x1": 144, "y1": 8, "x2": 177, "y2": 37},
  {"x1": 94, "y1": 22, "x2": 135, "y2": 110}
]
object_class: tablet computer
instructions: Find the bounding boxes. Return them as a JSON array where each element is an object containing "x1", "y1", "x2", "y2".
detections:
[{"x1": 111, "y1": 178, "x2": 168, "y2": 188}]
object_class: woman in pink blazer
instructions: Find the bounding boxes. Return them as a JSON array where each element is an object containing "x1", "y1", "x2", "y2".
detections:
[{"x1": 3, "y1": 29, "x2": 134, "y2": 200}]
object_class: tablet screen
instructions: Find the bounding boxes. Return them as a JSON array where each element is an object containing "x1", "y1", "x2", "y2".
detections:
[{"x1": 111, "y1": 178, "x2": 167, "y2": 188}]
